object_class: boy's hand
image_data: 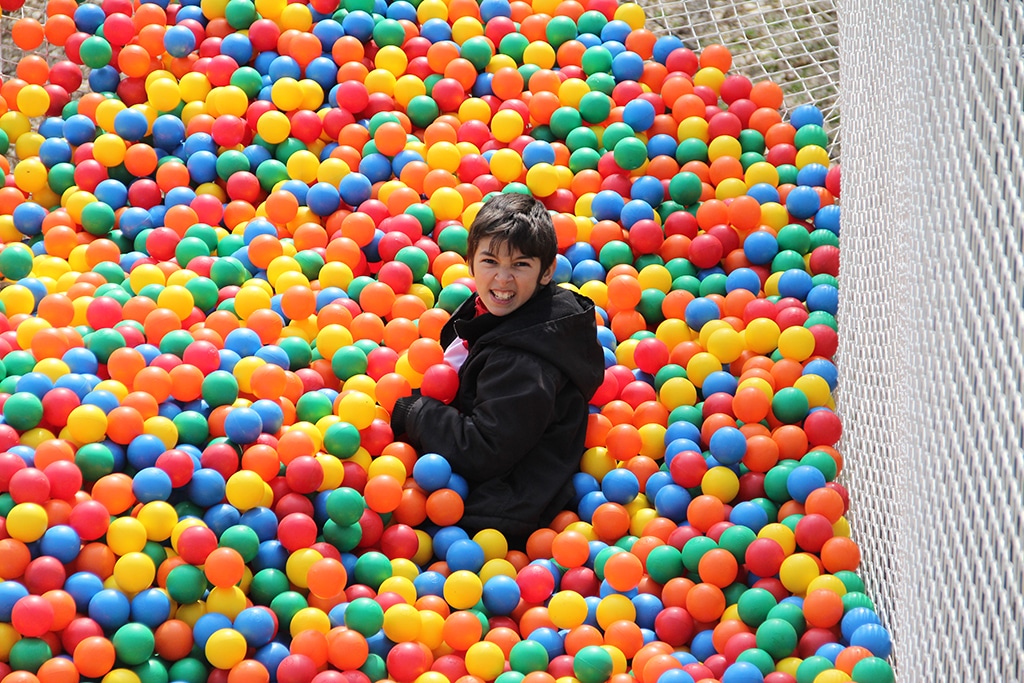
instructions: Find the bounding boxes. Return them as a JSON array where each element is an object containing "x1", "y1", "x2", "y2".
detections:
[{"x1": 389, "y1": 389, "x2": 421, "y2": 436}]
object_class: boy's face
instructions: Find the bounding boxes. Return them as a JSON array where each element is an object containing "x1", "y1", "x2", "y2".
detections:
[{"x1": 470, "y1": 236, "x2": 555, "y2": 316}]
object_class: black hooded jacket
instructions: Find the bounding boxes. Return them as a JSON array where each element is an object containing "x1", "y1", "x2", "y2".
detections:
[{"x1": 392, "y1": 283, "x2": 604, "y2": 540}]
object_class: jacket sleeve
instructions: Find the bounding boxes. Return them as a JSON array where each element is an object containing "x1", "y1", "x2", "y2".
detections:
[{"x1": 402, "y1": 348, "x2": 563, "y2": 483}]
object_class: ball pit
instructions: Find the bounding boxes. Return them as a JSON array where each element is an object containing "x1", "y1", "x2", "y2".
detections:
[{"x1": 0, "y1": 0, "x2": 888, "y2": 681}]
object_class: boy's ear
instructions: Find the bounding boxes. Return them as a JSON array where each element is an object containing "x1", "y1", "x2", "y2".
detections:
[{"x1": 539, "y1": 260, "x2": 556, "y2": 285}]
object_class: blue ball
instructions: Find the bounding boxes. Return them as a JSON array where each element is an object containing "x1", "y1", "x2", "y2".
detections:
[
  {"x1": 600, "y1": 20, "x2": 631, "y2": 43},
  {"x1": 114, "y1": 109, "x2": 150, "y2": 142},
  {"x1": 601, "y1": 468, "x2": 640, "y2": 504},
  {"x1": 305, "y1": 182, "x2": 341, "y2": 217},
  {"x1": 252, "y1": 540, "x2": 289, "y2": 572},
  {"x1": 127, "y1": 434, "x2": 167, "y2": 471},
  {"x1": 40, "y1": 525, "x2": 82, "y2": 564},
  {"x1": 565, "y1": 242, "x2": 597, "y2": 266},
  {"x1": 709, "y1": 426, "x2": 747, "y2": 465},
  {"x1": 481, "y1": 574, "x2": 520, "y2": 615},
  {"x1": 777, "y1": 269, "x2": 814, "y2": 301},
  {"x1": 803, "y1": 359, "x2": 838, "y2": 390},
  {"x1": 479, "y1": 0, "x2": 511, "y2": 20},
  {"x1": 653, "y1": 483, "x2": 691, "y2": 522},
  {"x1": 786, "y1": 185, "x2": 821, "y2": 219},
  {"x1": 188, "y1": 468, "x2": 227, "y2": 507},
  {"x1": 653, "y1": 35, "x2": 684, "y2": 64},
  {"x1": 251, "y1": 399, "x2": 284, "y2": 434},
  {"x1": 646, "y1": 134, "x2": 678, "y2": 161},
  {"x1": 684, "y1": 296, "x2": 720, "y2": 331},
  {"x1": 591, "y1": 190, "x2": 625, "y2": 221},
  {"x1": 522, "y1": 140, "x2": 556, "y2": 167},
  {"x1": 63, "y1": 114, "x2": 97, "y2": 146},
  {"x1": 527, "y1": 627, "x2": 565, "y2": 659},
  {"x1": 163, "y1": 26, "x2": 197, "y2": 57},
  {"x1": 204, "y1": 504, "x2": 242, "y2": 536},
  {"x1": 89, "y1": 589, "x2": 132, "y2": 631},
  {"x1": 131, "y1": 589, "x2": 172, "y2": 629},
  {"x1": 611, "y1": 51, "x2": 644, "y2": 81},
  {"x1": 341, "y1": 171, "x2": 375, "y2": 204},
  {"x1": 791, "y1": 104, "x2": 825, "y2": 128},
  {"x1": 446, "y1": 539, "x2": 486, "y2": 573},
  {"x1": 241, "y1": 508, "x2": 280, "y2": 543},
  {"x1": 576, "y1": 490, "x2": 608, "y2": 523},
  {"x1": 630, "y1": 175, "x2": 665, "y2": 207},
  {"x1": 725, "y1": 267, "x2": 762, "y2": 294},
  {"x1": 193, "y1": 612, "x2": 234, "y2": 650},
  {"x1": 341, "y1": 10, "x2": 375, "y2": 40},
  {"x1": 65, "y1": 572, "x2": 104, "y2": 613},
  {"x1": 743, "y1": 231, "x2": 779, "y2": 265},
  {"x1": 225, "y1": 328, "x2": 262, "y2": 357},
  {"x1": 220, "y1": 33, "x2": 253, "y2": 65},
  {"x1": 806, "y1": 283, "x2": 838, "y2": 315},
  {"x1": 690, "y1": 628, "x2": 716, "y2": 662},
  {"x1": 721, "y1": 661, "x2": 765, "y2": 683},
  {"x1": 797, "y1": 163, "x2": 829, "y2": 187},
  {"x1": 94, "y1": 179, "x2": 128, "y2": 209},
  {"x1": 412, "y1": 453, "x2": 452, "y2": 493},
  {"x1": 0, "y1": 581, "x2": 29, "y2": 621},
  {"x1": 420, "y1": 18, "x2": 452, "y2": 42},
  {"x1": 786, "y1": 465, "x2": 827, "y2": 503},
  {"x1": 37, "y1": 138, "x2": 73, "y2": 168},
  {"x1": 622, "y1": 98, "x2": 656, "y2": 132},
  {"x1": 815, "y1": 204, "x2": 840, "y2": 234},
  {"x1": 729, "y1": 501, "x2": 769, "y2": 532},
  {"x1": 132, "y1": 467, "x2": 173, "y2": 503},
  {"x1": 16, "y1": 373, "x2": 54, "y2": 398},
  {"x1": 620, "y1": 199, "x2": 655, "y2": 228},
  {"x1": 224, "y1": 407, "x2": 264, "y2": 444},
  {"x1": 657, "y1": 670, "x2": 696, "y2": 683},
  {"x1": 234, "y1": 606, "x2": 278, "y2": 647},
  {"x1": 267, "y1": 55, "x2": 302, "y2": 81},
  {"x1": 571, "y1": 259, "x2": 606, "y2": 288},
  {"x1": 747, "y1": 182, "x2": 780, "y2": 205}
]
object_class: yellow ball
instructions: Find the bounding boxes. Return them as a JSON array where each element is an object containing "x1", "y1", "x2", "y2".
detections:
[
  {"x1": 16, "y1": 84, "x2": 50, "y2": 118},
  {"x1": 523, "y1": 41, "x2": 556, "y2": 69},
  {"x1": 257, "y1": 110, "x2": 291, "y2": 144},
  {"x1": 426, "y1": 141, "x2": 461, "y2": 172},
  {"x1": 794, "y1": 374, "x2": 832, "y2": 408},
  {"x1": 745, "y1": 317, "x2": 780, "y2": 354},
  {"x1": 443, "y1": 569, "x2": 483, "y2": 610},
  {"x1": 580, "y1": 447, "x2": 615, "y2": 481},
  {"x1": 336, "y1": 390, "x2": 376, "y2": 430},
  {"x1": 677, "y1": 116, "x2": 709, "y2": 142},
  {"x1": 286, "y1": 548, "x2": 324, "y2": 589},
  {"x1": 526, "y1": 162, "x2": 559, "y2": 197},
  {"x1": 548, "y1": 590, "x2": 588, "y2": 629},
  {"x1": 113, "y1": 552, "x2": 156, "y2": 593},
  {"x1": 707, "y1": 327, "x2": 745, "y2": 363},
  {"x1": 685, "y1": 351, "x2": 721, "y2": 388},
  {"x1": 777, "y1": 325, "x2": 816, "y2": 361},
  {"x1": 383, "y1": 603, "x2": 421, "y2": 642},
  {"x1": 375, "y1": 45, "x2": 408, "y2": 76},
  {"x1": 659, "y1": 377, "x2": 697, "y2": 410},
  {"x1": 595, "y1": 594, "x2": 635, "y2": 630},
  {"x1": 107, "y1": 517, "x2": 149, "y2": 555},
  {"x1": 205, "y1": 628, "x2": 248, "y2": 670},
  {"x1": 225, "y1": 470, "x2": 267, "y2": 511},
  {"x1": 13, "y1": 158, "x2": 49, "y2": 194},
  {"x1": 708, "y1": 135, "x2": 742, "y2": 161},
  {"x1": 489, "y1": 148, "x2": 523, "y2": 183},
  {"x1": 464, "y1": 641, "x2": 505, "y2": 680},
  {"x1": 137, "y1": 501, "x2": 178, "y2": 542},
  {"x1": 491, "y1": 109, "x2": 524, "y2": 143},
  {"x1": 745, "y1": 161, "x2": 780, "y2": 187},
  {"x1": 701, "y1": 466, "x2": 740, "y2": 503},
  {"x1": 290, "y1": 606, "x2": 331, "y2": 636},
  {"x1": 5, "y1": 502, "x2": 48, "y2": 542},
  {"x1": 693, "y1": 66, "x2": 726, "y2": 93},
  {"x1": 758, "y1": 522, "x2": 796, "y2": 555},
  {"x1": 67, "y1": 404, "x2": 108, "y2": 444}
]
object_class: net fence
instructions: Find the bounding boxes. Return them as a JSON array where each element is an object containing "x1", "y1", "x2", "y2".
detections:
[{"x1": 2, "y1": 0, "x2": 1022, "y2": 680}]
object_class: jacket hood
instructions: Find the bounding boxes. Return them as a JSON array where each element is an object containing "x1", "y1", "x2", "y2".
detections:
[{"x1": 449, "y1": 284, "x2": 605, "y2": 400}]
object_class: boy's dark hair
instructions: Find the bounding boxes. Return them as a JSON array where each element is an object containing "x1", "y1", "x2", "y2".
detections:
[{"x1": 467, "y1": 193, "x2": 558, "y2": 273}]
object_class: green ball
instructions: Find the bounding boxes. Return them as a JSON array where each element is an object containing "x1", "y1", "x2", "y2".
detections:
[
  {"x1": 185, "y1": 276, "x2": 220, "y2": 312},
  {"x1": 764, "y1": 462, "x2": 798, "y2": 503},
  {"x1": 653, "y1": 364, "x2": 687, "y2": 392},
  {"x1": 173, "y1": 411, "x2": 210, "y2": 446},
  {"x1": 219, "y1": 524, "x2": 261, "y2": 562},
  {"x1": 772, "y1": 387, "x2": 810, "y2": 423},
  {"x1": 668, "y1": 404, "x2": 702, "y2": 426},
  {"x1": 3, "y1": 392, "x2": 43, "y2": 431},
  {"x1": 210, "y1": 257, "x2": 248, "y2": 287},
  {"x1": 851, "y1": 657, "x2": 895, "y2": 683},
  {"x1": 323, "y1": 519, "x2": 362, "y2": 551},
  {"x1": 250, "y1": 568, "x2": 290, "y2": 605},
  {"x1": 134, "y1": 659, "x2": 171, "y2": 683},
  {"x1": 75, "y1": 443, "x2": 115, "y2": 481},
  {"x1": 436, "y1": 283, "x2": 473, "y2": 313},
  {"x1": 275, "y1": 138, "x2": 308, "y2": 163},
  {"x1": 202, "y1": 370, "x2": 239, "y2": 407},
  {"x1": 499, "y1": 33, "x2": 529, "y2": 63},
  {"x1": 585, "y1": 73, "x2": 615, "y2": 95},
  {"x1": 113, "y1": 623, "x2": 156, "y2": 666},
  {"x1": 224, "y1": 0, "x2": 257, "y2": 28},
  {"x1": 572, "y1": 645, "x2": 613, "y2": 683},
  {"x1": 326, "y1": 486, "x2": 365, "y2": 526},
  {"x1": 95, "y1": 283, "x2": 130, "y2": 304},
  {"x1": 793, "y1": 124, "x2": 829, "y2": 149},
  {"x1": 5, "y1": 350, "x2": 34, "y2": 376},
  {"x1": 665, "y1": 257, "x2": 697, "y2": 280},
  {"x1": 353, "y1": 551, "x2": 393, "y2": 589},
  {"x1": 166, "y1": 564, "x2": 208, "y2": 604},
  {"x1": 270, "y1": 591, "x2": 308, "y2": 628},
  {"x1": 168, "y1": 658, "x2": 208, "y2": 683},
  {"x1": 361, "y1": 654, "x2": 387, "y2": 683},
  {"x1": 718, "y1": 524, "x2": 756, "y2": 561},
  {"x1": 461, "y1": 36, "x2": 494, "y2": 70},
  {"x1": 395, "y1": 246, "x2": 430, "y2": 281},
  {"x1": 405, "y1": 203, "x2": 436, "y2": 235},
  {"x1": 766, "y1": 601, "x2": 806, "y2": 632},
  {"x1": 755, "y1": 617, "x2": 798, "y2": 660},
  {"x1": 612, "y1": 137, "x2": 648, "y2": 171},
  {"x1": 834, "y1": 570, "x2": 865, "y2": 593},
  {"x1": 80, "y1": 36, "x2": 113, "y2": 68},
  {"x1": 809, "y1": 229, "x2": 839, "y2": 249},
  {"x1": 841, "y1": 591, "x2": 875, "y2": 612},
  {"x1": 598, "y1": 240, "x2": 632, "y2": 270},
  {"x1": 346, "y1": 275, "x2": 374, "y2": 303},
  {"x1": 795, "y1": 655, "x2": 833, "y2": 683},
  {"x1": 217, "y1": 234, "x2": 245, "y2": 258},
  {"x1": 771, "y1": 249, "x2": 807, "y2": 273},
  {"x1": 496, "y1": 672, "x2": 525, "y2": 683},
  {"x1": 255, "y1": 159, "x2": 289, "y2": 191},
  {"x1": 278, "y1": 336, "x2": 313, "y2": 370},
  {"x1": 568, "y1": 148, "x2": 601, "y2": 173},
  {"x1": 566, "y1": 127, "x2": 599, "y2": 152},
  {"x1": 675, "y1": 138, "x2": 709, "y2": 164},
  {"x1": 643, "y1": 545, "x2": 683, "y2": 585},
  {"x1": 0, "y1": 129, "x2": 9, "y2": 155},
  {"x1": 776, "y1": 164, "x2": 799, "y2": 185},
  {"x1": 801, "y1": 450, "x2": 838, "y2": 481},
  {"x1": 0, "y1": 243, "x2": 33, "y2": 280},
  {"x1": 372, "y1": 18, "x2": 406, "y2": 46},
  {"x1": 777, "y1": 224, "x2": 812, "y2": 254},
  {"x1": 296, "y1": 391, "x2": 334, "y2": 424},
  {"x1": 216, "y1": 150, "x2": 250, "y2": 180},
  {"x1": 332, "y1": 345, "x2": 368, "y2": 381},
  {"x1": 736, "y1": 587, "x2": 777, "y2": 627},
  {"x1": 159, "y1": 329, "x2": 194, "y2": 358},
  {"x1": 345, "y1": 596, "x2": 385, "y2": 636},
  {"x1": 601, "y1": 122, "x2": 635, "y2": 152},
  {"x1": 680, "y1": 536, "x2": 717, "y2": 573},
  {"x1": 0, "y1": 493, "x2": 12, "y2": 517},
  {"x1": 735, "y1": 648, "x2": 775, "y2": 676},
  {"x1": 549, "y1": 107, "x2": 583, "y2": 140},
  {"x1": 576, "y1": 10, "x2": 607, "y2": 35},
  {"x1": 509, "y1": 639, "x2": 550, "y2": 674},
  {"x1": 668, "y1": 172, "x2": 703, "y2": 205},
  {"x1": 739, "y1": 128, "x2": 766, "y2": 154},
  {"x1": 580, "y1": 45, "x2": 613, "y2": 75},
  {"x1": 591, "y1": 545, "x2": 623, "y2": 581},
  {"x1": 806, "y1": 310, "x2": 837, "y2": 330},
  {"x1": 436, "y1": 225, "x2": 467, "y2": 256},
  {"x1": 9, "y1": 638, "x2": 52, "y2": 673},
  {"x1": 636, "y1": 289, "x2": 665, "y2": 326},
  {"x1": 85, "y1": 328, "x2": 125, "y2": 363},
  {"x1": 698, "y1": 272, "x2": 728, "y2": 297},
  {"x1": 231, "y1": 67, "x2": 264, "y2": 98},
  {"x1": 545, "y1": 15, "x2": 577, "y2": 47},
  {"x1": 48, "y1": 163, "x2": 77, "y2": 195},
  {"x1": 740, "y1": 151, "x2": 766, "y2": 170}
]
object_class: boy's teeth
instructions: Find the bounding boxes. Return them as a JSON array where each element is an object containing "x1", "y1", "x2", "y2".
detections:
[{"x1": 492, "y1": 291, "x2": 514, "y2": 301}]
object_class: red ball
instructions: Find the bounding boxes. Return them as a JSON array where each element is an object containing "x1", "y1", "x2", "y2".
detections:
[
  {"x1": 808, "y1": 245, "x2": 839, "y2": 276},
  {"x1": 516, "y1": 564, "x2": 555, "y2": 603},
  {"x1": 379, "y1": 523, "x2": 418, "y2": 560},
  {"x1": 653, "y1": 606, "x2": 694, "y2": 646},
  {"x1": 628, "y1": 219, "x2": 664, "y2": 254},
  {"x1": 285, "y1": 456, "x2": 324, "y2": 494},
  {"x1": 744, "y1": 537, "x2": 785, "y2": 577},
  {"x1": 794, "y1": 513, "x2": 834, "y2": 552},
  {"x1": 431, "y1": 78, "x2": 466, "y2": 112},
  {"x1": 669, "y1": 450, "x2": 707, "y2": 488},
  {"x1": 8, "y1": 467, "x2": 51, "y2": 505},
  {"x1": 11, "y1": 595, "x2": 54, "y2": 637},
  {"x1": 277, "y1": 654, "x2": 320, "y2": 683},
  {"x1": 68, "y1": 500, "x2": 110, "y2": 540},
  {"x1": 176, "y1": 525, "x2": 218, "y2": 564},
  {"x1": 804, "y1": 408, "x2": 842, "y2": 447},
  {"x1": 688, "y1": 233, "x2": 724, "y2": 269},
  {"x1": 420, "y1": 364, "x2": 459, "y2": 405},
  {"x1": 356, "y1": 508, "x2": 384, "y2": 548},
  {"x1": 277, "y1": 513, "x2": 318, "y2": 553}
]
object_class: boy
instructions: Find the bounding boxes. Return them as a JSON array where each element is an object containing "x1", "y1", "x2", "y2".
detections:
[{"x1": 390, "y1": 193, "x2": 605, "y2": 544}]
